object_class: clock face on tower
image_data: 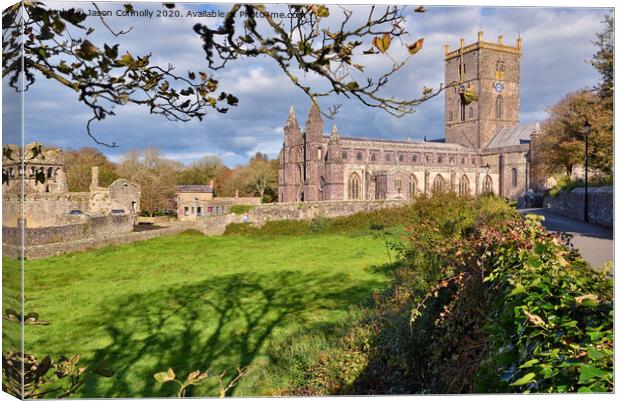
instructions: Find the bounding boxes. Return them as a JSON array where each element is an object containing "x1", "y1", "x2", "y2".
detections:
[{"x1": 494, "y1": 82, "x2": 504, "y2": 93}]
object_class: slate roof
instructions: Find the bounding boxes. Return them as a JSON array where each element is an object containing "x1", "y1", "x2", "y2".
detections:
[
  {"x1": 322, "y1": 135, "x2": 472, "y2": 152},
  {"x1": 486, "y1": 123, "x2": 539, "y2": 149},
  {"x1": 176, "y1": 185, "x2": 213, "y2": 193}
]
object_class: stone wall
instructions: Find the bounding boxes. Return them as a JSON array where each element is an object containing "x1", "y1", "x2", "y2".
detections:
[
  {"x1": 1, "y1": 214, "x2": 135, "y2": 248},
  {"x1": 544, "y1": 186, "x2": 613, "y2": 228},
  {"x1": 194, "y1": 199, "x2": 410, "y2": 236},
  {"x1": 3, "y1": 224, "x2": 89, "y2": 246},
  {"x1": 90, "y1": 215, "x2": 135, "y2": 237},
  {"x1": 3, "y1": 221, "x2": 198, "y2": 259}
]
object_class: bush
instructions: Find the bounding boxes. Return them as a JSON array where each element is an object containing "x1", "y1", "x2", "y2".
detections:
[
  {"x1": 475, "y1": 216, "x2": 613, "y2": 393},
  {"x1": 224, "y1": 219, "x2": 310, "y2": 237},
  {"x1": 548, "y1": 175, "x2": 612, "y2": 197},
  {"x1": 292, "y1": 196, "x2": 613, "y2": 394},
  {"x1": 229, "y1": 204, "x2": 256, "y2": 215},
  {"x1": 548, "y1": 176, "x2": 584, "y2": 197}
]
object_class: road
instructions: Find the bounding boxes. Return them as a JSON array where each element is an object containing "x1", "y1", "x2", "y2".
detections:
[{"x1": 519, "y1": 208, "x2": 613, "y2": 272}]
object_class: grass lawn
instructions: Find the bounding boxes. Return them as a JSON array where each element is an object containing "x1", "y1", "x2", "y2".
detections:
[{"x1": 11, "y1": 230, "x2": 392, "y2": 397}]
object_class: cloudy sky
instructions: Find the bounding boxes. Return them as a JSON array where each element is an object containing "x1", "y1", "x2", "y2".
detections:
[{"x1": 3, "y1": 1, "x2": 611, "y2": 166}]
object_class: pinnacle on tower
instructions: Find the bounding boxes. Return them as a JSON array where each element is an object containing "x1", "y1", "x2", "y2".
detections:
[
  {"x1": 330, "y1": 124, "x2": 340, "y2": 141},
  {"x1": 285, "y1": 104, "x2": 299, "y2": 128},
  {"x1": 306, "y1": 101, "x2": 323, "y2": 124}
]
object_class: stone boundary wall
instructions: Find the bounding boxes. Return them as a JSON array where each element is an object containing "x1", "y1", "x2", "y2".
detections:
[
  {"x1": 2, "y1": 215, "x2": 134, "y2": 247},
  {"x1": 195, "y1": 199, "x2": 410, "y2": 236},
  {"x1": 3, "y1": 221, "x2": 198, "y2": 260},
  {"x1": 5, "y1": 200, "x2": 410, "y2": 258},
  {"x1": 3, "y1": 223, "x2": 89, "y2": 246},
  {"x1": 544, "y1": 186, "x2": 613, "y2": 228}
]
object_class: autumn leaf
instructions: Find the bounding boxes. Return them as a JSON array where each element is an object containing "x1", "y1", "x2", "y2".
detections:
[
  {"x1": 407, "y1": 38, "x2": 424, "y2": 55},
  {"x1": 153, "y1": 368, "x2": 176, "y2": 383},
  {"x1": 373, "y1": 33, "x2": 392, "y2": 54},
  {"x1": 310, "y1": 5, "x2": 330, "y2": 18},
  {"x1": 575, "y1": 294, "x2": 599, "y2": 306},
  {"x1": 524, "y1": 310, "x2": 545, "y2": 326},
  {"x1": 326, "y1": 30, "x2": 341, "y2": 41},
  {"x1": 415, "y1": 6, "x2": 426, "y2": 13}
]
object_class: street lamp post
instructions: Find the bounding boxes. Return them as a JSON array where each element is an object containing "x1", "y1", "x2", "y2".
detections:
[{"x1": 583, "y1": 120, "x2": 591, "y2": 223}]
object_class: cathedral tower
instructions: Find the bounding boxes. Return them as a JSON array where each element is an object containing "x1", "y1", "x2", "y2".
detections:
[{"x1": 444, "y1": 32, "x2": 522, "y2": 149}]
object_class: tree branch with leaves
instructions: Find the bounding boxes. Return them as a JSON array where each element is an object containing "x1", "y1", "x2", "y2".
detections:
[
  {"x1": 194, "y1": 4, "x2": 449, "y2": 118},
  {"x1": 2, "y1": 2, "x2": 238, "y2": 147}
]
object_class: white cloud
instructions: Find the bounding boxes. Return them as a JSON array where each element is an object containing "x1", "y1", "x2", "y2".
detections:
[{"x1": 5, "y1": 4, "x2": 609, "y2": 167}]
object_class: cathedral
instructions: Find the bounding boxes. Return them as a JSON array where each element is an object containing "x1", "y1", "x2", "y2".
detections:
[{"x1": 278, "y1": 32, "x2": 541, "y2": 203}]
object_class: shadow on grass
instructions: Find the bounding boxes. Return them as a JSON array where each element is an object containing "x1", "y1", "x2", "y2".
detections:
[{"x1": 82, "y1": 270, "x2": 382, "y2": 398}]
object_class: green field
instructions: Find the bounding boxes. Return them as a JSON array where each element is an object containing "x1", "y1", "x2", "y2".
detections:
[{"x1": 8, "y1": 229, "x2": 392, "y2": 397}]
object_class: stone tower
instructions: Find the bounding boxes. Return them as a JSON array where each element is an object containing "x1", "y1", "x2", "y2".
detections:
[
  {"x1": 303, "y1": 102, "x2": 325, "y2": 202},
  {"x1": 444, "y1": 31, "x2": 522, "y2": 149},
  {"x1": 279, "y1": 105, "x2": 302, "y2": 203}
]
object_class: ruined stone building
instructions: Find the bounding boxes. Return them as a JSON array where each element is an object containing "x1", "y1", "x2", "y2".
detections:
[
  {"x1": 279, "y1": 32, "x2": 545, "y2": 202},
  {"x1": 176, "y1": 182, "x2": 261, "y2": 221},
  {"x1": 2, "y1": 143, "x2": 141, "y2": 254}
]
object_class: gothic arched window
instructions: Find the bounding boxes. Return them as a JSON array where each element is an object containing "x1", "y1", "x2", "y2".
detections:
[
  {"x1": 511, "y1": 168, "x2": 518, "y2": 188},
  {"x1": 317, "y1": 148, "x2": 322, "y2": 160},
  {"x1": 398, "y1": 154, "x2": 404, "y2": 163},
  {"x1": 348, "y1": 173, "x2": 361, "y2": 200},
  {"x1": 433, "y1": 175, "x2": 445, "y2": 193},
  {"x1": 496, "y1": 95, "x2": 503, "y2": 120},
  {"x1": 468, "y1": 106, "x2": 473, "y2": 118},
  {"x1": 409, "y1": 175, "x2": 417, "y2": 199},
  {"x1": 356, "y1": 152, "x2": 363, "y2": 161},
  {"x1": 370, "y1": 153, "x2": 376, "y2": 162},
  {"x1": 395, "y1": 178, "x2": 403, "y2": 194},
  {"x1": 459, "y1": 175, "x2": 470, "y2": 196},
  {"x1": 412, "y1": 155, "x2": 418, "y2": 163}
]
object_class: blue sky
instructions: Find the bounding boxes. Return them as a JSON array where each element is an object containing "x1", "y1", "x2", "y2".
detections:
[{"x1": 4, "y1": 2, "x2": 611, "y2": 166}]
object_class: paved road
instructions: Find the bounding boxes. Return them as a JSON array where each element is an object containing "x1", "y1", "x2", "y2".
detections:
[{"x1": 519, "y1": 208, "x2": 613, "y2": 271}]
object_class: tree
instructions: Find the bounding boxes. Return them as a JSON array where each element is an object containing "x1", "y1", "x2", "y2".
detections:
[
  {"x1": 591, "y1": 13, "x2": 613, "y2": 110},
  {"x1": 3, "y1": 3, "x2": 449, "y2": 146},
  {"x1": 245, "y1": 153, "x2": 279, "y2": 202},
  {"x1": 63, "y1": 147, "x2": 118, "y2": 191},
  {"x1": 2, "y1": 2, "x2": 237, "y2": 147},
  {"x1": 537, "y1": 90, "x2": 612, "y2": 178},
  {"x1": 213, "y1": 165, "x2": 251, "y2": 198},
  {"x1": 176, "y1": 155, "x2": 224, "y2": 185},
  {"x1": 116, "y1": 148, "x2": 182, "y2": 214}
]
